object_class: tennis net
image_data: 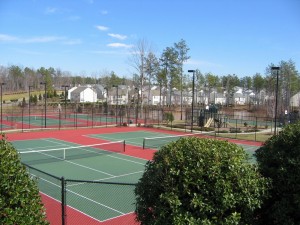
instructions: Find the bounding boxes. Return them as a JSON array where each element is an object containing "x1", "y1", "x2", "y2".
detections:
[
  {"x1": 142, "y1": 133, "x2": 196, "y2": 149},
  {"x1": 19, "y1": 140, "x2": 125, "y2": 165}
]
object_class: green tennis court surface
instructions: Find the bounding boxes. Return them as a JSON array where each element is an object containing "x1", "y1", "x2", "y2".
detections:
[
  {"x1": 68, "y1": 113, "x2": 116, "y2": 122},
  {"x1": 0, "y1": 124, "x2": 12, "y2": 129},
  {"x1": 89, "y1": 131, "x2": 259, "y2": 162},
  {"x1": 6, "y1": 115, "x2": 82, "y2": 126},
  {"x1": 12, "y1": 138, "x2": 147, "y2": 222}
]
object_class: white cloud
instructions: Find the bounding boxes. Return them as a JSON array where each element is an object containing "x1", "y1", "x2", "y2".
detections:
[
  {"x1": 62, "y1": 39, "x2": 82, "y2": 45},
  {"x1": 0, "y1": 33, "x2": 79, "y2": 45},
  {"x1": 95, "y1": 25, "x2": 109, "y2": 31},
  {"x1": 108, "y1": 33, "x2": 127, "y2": 40},
  {"x1": 67, "y1": 16, "x2": 81, "y2": 21},
  {"x1": 0, "y1": 34, "x2": 18, "y2": 42},
  {"x1": 24, "y1": 36, "x2": 65, "y2": 43},
  {"x1": 107, "y1": 43, "x2": 133, "y2": 48},
  {"x1": 45, "y1": 7, "x2": 58, "y2": 14},
  {"x1": 101, "y1": 10, "x2": 108, "y2": 15}
]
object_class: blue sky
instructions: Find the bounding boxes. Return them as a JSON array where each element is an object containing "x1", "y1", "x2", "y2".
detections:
[{"x1": 0, "y1": 0, "x2": 299, "y2": 78}]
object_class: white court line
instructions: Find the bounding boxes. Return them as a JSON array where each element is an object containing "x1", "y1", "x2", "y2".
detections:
[
  {"x1": 67, "y1": 188, "x2": 126, "y2": 215},
  {"x1": 67, "y1": 170, "x2": 144, "y2": 187},
  {"x1": 46, "y1": 138, "x2": 147, "y2": 165},
  {"x1": 31, "y1": 174, "x2": 123, "y2": 220},
  {"x1": 32, "y1": 150, "x2": 115, "y2": 177},
  {"x1": 14, "y1": 138, "x2": 70, "y2": 152}
]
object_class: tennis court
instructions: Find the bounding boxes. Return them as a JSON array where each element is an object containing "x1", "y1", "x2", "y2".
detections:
[
  {"x1": 88, "y1": 130, "x2": 259, "y2": 162},
  {"x1": 6, "y1": 115, "x2": 82, "y2": 126},
  {"x1": 12, "y1": 138, "x2": 147, "y2": 223}
]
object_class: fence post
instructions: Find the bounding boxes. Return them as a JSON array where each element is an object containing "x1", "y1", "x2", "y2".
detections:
[
  {"x1": 61, "y1": 176, "x2": 66, "y2": 225},
  {"x1": 255, "y1": 117, "x2": 257, "y2": 142},
  {"x1": 235, "y1": 119, "x2": 238, "y2": 139}
]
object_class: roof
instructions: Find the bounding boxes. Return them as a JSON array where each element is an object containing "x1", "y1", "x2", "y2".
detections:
[{"x1": 72, "y1": 86, "x2": 94, "y2": 94}]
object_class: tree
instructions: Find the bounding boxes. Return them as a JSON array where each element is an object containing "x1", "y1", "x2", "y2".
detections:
[
  {"x1": 160, "y1": 47, "x2": 179, "y2": 105},
  {"x1": 0, "y1": 135, "x2": 48, "y2": 224},
  {"x1": 9, "y1": 65, "x2": 24, "y2": 91},
  {"x1": 129, "y1": 39, "x2": 150, "y2": 110},
  {"x1": 144, "y1": 52, "x2": 160, "y2": 105},
  {"x1": 135, "y1": 137, "x2": 268, "y2": 225},
  {"x1": 255, "y1": 122, "x2": 300, "y2": 225},
  {"x1": 174, "y1": 39, "x2": 190, "y2": 119},
  {"x1": 252, "y1": 73, "x2": 265, "y2": 105}
]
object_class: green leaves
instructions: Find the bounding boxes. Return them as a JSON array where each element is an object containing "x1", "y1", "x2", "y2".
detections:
[
  {"x1": 135, "y1": 137, "x2": 268, "y2": 224},
  {"x1": 0, "y1": 135, "x2": 49, "y2": 224},
  {"x1": 255, "y1": 122, "x2": 300, "y2": 225}
]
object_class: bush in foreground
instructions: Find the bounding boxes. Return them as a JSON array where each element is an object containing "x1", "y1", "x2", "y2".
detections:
[
  {"x1": 0, "y1": 135, "x2": 48, "y2": 224},
  {"x1": 135, "y1": 137, "x2": 268, "y2": 225},
  {"x1": 255, "y1": 122, "x2": 300, "y2": 225}
]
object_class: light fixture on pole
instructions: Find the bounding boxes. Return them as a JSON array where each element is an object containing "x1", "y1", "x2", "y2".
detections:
[
  {"x1": 112, "y1": 85, "x2": 119, "y2": 125},
  {"x1": 29, "y1": 85, "x2": 33, "y2": 129},
  {"x1": 61, "y1": 85, "x2": 69, "y2": 119},
  {"x1": 40, "y1": 82, "x2": 47, "y2": 128},
  {"x1": 0, "y1": 82, "x2": 5, "y2": 132},
  {"x1": 271, "y1": 66, "x2": 280, "y2": 135},
  {"x1": 188, "y1": 70, "x2": 195, "y2": 132}
]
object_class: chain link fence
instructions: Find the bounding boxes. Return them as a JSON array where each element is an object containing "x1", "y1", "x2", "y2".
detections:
[
  {"x1": 24, "y1": 163, "x2": 137, "y2": 225},
  {"x1": 2, "y1": 103, "x2": 299, "y2": 141}
]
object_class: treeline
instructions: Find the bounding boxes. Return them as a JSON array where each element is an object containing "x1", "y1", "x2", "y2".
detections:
[{"x1": 0, "y1": 39, "x2": 299, "y2": 111}]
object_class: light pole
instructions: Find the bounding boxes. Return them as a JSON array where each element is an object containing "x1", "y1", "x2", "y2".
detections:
[
  {"x1": 61, "y1": 85, "x2": 69, "y2": 119},
  {"x1": 29, "y1": 85, "x2": 33, "y2": 129},
  {"x1": 103, "y1": 87, "x2": 108, "y2": 117},
  {"x1": 135, "y1": 88, "x2": 139, "y2": 125},
  {"x1": 0, "y1": 82, "x2": 5, "y2": 132},
  {"x1": 112, "y1": 85, "x2": 119, "y2": 125},
  {"x1": 188, "y1": 70, "x2": 195, "y2": 132},
  {"x1": 272, "y1": 66, "x2": 280, "y2": 135},
  {"x1": 40, "y1": 82, "x2": 47, "y2": 128}
]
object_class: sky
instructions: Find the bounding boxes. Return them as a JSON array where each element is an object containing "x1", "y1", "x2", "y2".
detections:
[{"x1": 0, "y1": 0, "x2": 299, "y2": 78}]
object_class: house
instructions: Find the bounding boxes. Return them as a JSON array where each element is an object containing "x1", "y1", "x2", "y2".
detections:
[
  {"x1": 67, "y1": 87, "x2": 77, "y2": 100},
  {"x1": 214, "y1": 93, "x2": 226, "y2": 105},
  {"x1": 93, "y1": 84, "x2": 106, "y2": 102},
  {"x1": 108, "y1": 85, "x2": 129, "y2": 105},
  {"x1": 234, "y1": 92, "x2": 246, "y2": 105},
  {"x1": 70, "y1": 86, "x2": 97, "y2": 103},
  {"x1": 290, "y1": 92, "x2": 300, "y2": 108}
]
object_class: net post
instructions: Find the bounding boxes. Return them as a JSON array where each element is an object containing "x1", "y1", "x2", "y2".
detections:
[
  {"x1": 61, "y1": 176, "x2": 66, "y2": 225},
  {"x1": 63, "y1": 148, "x2": 66, "y2": 160},
  {"x1": 123, "y1": 140, "x2": 125, "y2": 152},
  {"x1": 142, "y1": 138, "x2": 146, "y2": 149}
]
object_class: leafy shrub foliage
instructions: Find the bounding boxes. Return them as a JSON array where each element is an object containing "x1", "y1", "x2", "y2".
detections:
[
  {"x1": 255, "y1": 122, "x2": 300, "y2": 225},
  {"x1": 0, "y1": 135, "x2": 49, "y2": 224},
  {"x1": 163, "y1": 112, "x2": 174, "y2": 124},
  {"x1": 135, "y1": 137, "x2": 268, "y2": 225}
]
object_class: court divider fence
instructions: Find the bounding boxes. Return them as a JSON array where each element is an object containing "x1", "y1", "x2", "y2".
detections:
[
  {"x1": 2, "y1": 102, "x2": 295, "y2": 141},
  {"x1": 24, "y1": 163, "x2": 138, "y2": 225}
]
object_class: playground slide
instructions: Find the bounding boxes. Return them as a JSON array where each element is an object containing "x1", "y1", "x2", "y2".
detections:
[{"x1": 204, "y1": 118, "x2": 213, "y2": 128}]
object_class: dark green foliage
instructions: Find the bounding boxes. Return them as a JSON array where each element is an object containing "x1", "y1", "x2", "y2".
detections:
[
  {"x1": 255, "y1": 122, "x2": 300, "y2": 225},
  {"x1": 135, "y1": 137, "x2": 268, "y2": 225},
  {"x1": 163, "y1": 112, "x2": 174, "y2": 124},
  {"x1": 0, "y1": 135, "x2": 49, "y2": 224}
]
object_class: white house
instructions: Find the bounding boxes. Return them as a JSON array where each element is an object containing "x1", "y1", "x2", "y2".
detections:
[
  {"x1": 234, "y1": 92, "x2": 246, "y2": 105},
  {"x1": 67, "y1": 87, "x2": 77, "y2": 100},
  {"x1": 290, "y1": 92, "x2": 300, "y2": 108},
  {"x1": 108, "y1": 85, "x2": 129, "y2": 105},
  {"x1": 70, "y1": 86, "x2": 97, "y2": 103}
]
